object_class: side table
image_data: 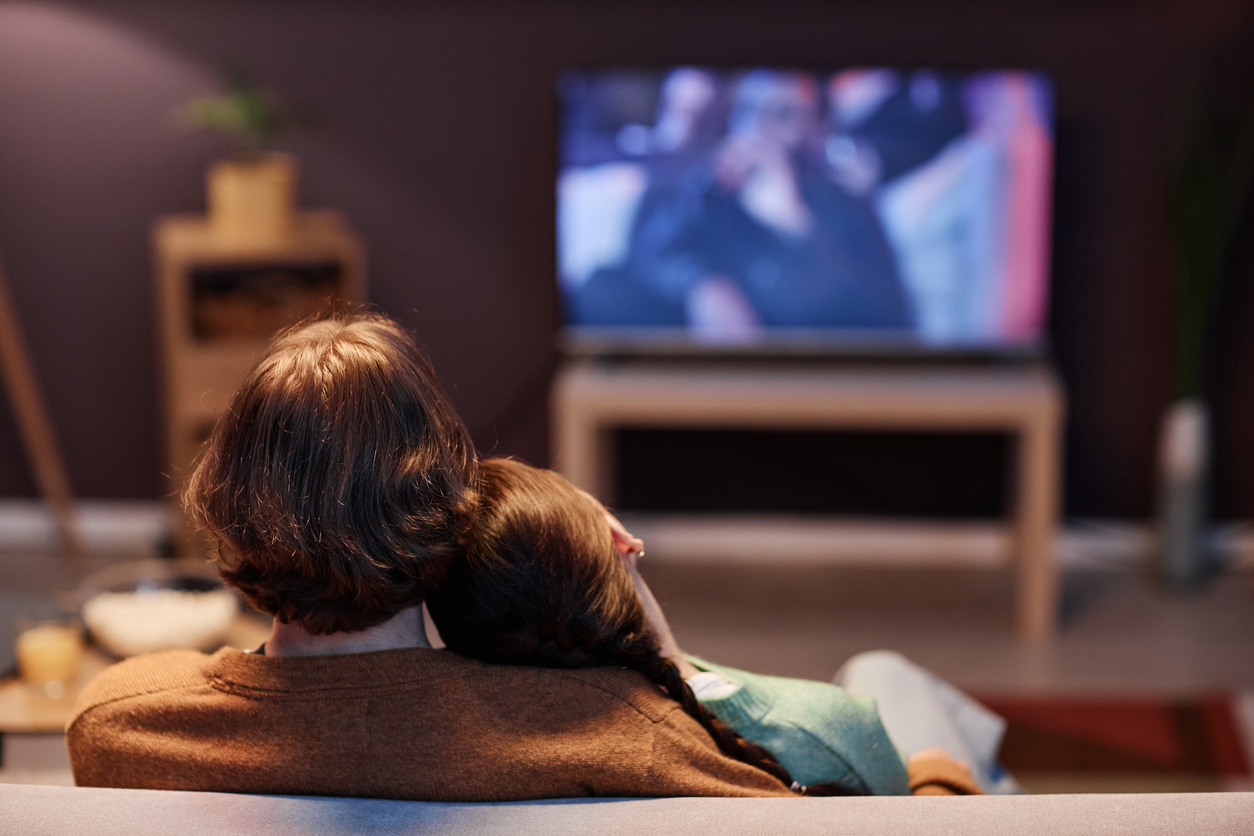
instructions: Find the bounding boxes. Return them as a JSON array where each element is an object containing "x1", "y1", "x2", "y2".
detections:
[{"x1": 0, "y1": 614, "x2": 271, "y2": 734}]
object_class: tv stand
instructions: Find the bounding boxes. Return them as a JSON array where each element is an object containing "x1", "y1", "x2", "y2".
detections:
[{"x1": 551, "y1": 358, "x2": 1064, "y2": 641}]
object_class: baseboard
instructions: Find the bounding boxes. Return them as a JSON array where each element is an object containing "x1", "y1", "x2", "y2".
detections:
[
  {"x1": 0, "y1": 500, "x2": 172, "y2": 554},
  {"x1": 626, "y1": 515, "x2": 1007, "y2": 566},
  {"x1": 622, "y1": 514, "x2": 1254, "y2": 571},
  {"x1": 0, "y1": 500, "x2": 1249, "y2": 572}
]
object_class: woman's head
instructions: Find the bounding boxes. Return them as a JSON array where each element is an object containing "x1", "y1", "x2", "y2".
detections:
[
  {"x1": 427, "y1": 457, "x2": 646, "y2": 668},
  {"x1": 184, "y1": 311, "x2": 477, "y2": 635}
]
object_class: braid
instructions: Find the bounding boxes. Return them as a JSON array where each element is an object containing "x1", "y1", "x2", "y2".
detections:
[
  {"x1": 611, "y1": 630, "x2": 863, "y2": 795},
  {"x1": 614, "y1": 631, "x2": 795, "y2": 786}
]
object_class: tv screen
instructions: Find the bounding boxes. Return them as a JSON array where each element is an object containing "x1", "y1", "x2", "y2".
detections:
[{"x1": 557, "y1": 67, "x2": 1054, "y2": 354}]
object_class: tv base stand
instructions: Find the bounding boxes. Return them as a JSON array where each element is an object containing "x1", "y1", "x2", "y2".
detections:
[{"x1": 551, "y1": 359, "x2": 1065, "y2": 641}]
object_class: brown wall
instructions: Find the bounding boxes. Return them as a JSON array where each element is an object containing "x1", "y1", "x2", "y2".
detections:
[{"x1": 0, "y1": 0, "x2": 1252, "y2": 518}]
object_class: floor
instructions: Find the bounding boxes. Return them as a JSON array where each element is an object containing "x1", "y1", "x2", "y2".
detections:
[
  {"x1": 639, "y1": 562, "x2": 1254, "y2": 696},
  {"x1": 2, "y1": 551, "x2": 1252, "y2": 791},
  {"x1": 641, "y1": 560, "x2": 1254, "y2": 794}
]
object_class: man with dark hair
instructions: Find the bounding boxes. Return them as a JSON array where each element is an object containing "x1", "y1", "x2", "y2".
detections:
[
  {"x1": 182, "y1": 313, "x2": 477, "y2": 637},
  {"x1": 65, "y1": 313, "x2": 802, "y2": 800}
]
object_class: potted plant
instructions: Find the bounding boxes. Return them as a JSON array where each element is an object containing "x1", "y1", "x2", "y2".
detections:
[{"x1": 181, "y1": 70, "x2": 294, "y2": 246}]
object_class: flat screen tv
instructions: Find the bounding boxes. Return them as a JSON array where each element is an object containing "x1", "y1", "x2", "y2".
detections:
[{"x1": 557, "y1": 67, "x2": 1054, "y2": 355}]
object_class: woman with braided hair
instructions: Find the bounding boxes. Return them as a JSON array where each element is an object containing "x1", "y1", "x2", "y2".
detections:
[{"x1": 427, "y1": 457, "x2": 991, "y2": 796}]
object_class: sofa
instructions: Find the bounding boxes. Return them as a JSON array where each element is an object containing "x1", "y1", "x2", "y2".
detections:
[{"x1": 2, "y1": 784, "x2": 1252, "y2": 835}]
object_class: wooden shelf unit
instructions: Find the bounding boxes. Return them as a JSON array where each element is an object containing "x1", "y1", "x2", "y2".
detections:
[
  {"x1": 153, "y1": 210, "x2": 366, "y2": 551},
  {"x1": 551, "y1": 359, "x2": 1065, "y2": 641}
]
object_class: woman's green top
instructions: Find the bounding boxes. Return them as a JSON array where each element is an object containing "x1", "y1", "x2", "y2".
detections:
[{"x1": 687, "y1": 655, "x2": 910, "y2": 795}]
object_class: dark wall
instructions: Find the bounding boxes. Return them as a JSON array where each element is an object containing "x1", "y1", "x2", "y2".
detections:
[{"x1": 0, "y1": 0, "x2": 1251, "y2": 518}]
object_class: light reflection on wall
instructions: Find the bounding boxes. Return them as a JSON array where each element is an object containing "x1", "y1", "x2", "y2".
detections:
[{"x1": 0, "y1": 3, "x2": 216, "y2": 498}]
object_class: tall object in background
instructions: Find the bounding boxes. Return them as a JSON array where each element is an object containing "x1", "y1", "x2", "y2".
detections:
[
  {"x1": 0, "y1": 255, "x2": 81, "y2": 555},
  {"x1": 157, "y1": 73, "x2": 366, "y2": 554},
  {"x1": 1161, "y1": 68, "x2": 1254, "y2": 586}
]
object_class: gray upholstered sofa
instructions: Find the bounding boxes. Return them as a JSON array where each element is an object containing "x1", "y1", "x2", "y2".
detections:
[{"x1": 2, "y1": 784, "x2": 1252, "y2": 835}]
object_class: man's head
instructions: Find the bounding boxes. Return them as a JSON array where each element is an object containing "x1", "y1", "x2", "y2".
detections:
[{"x1": 185, "y1": 312, "x2": 477, "y2": 635}]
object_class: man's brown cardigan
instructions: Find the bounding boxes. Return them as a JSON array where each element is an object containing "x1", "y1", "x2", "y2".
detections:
[{"x1": 67, "y1": 646, "x2": 802, "y2": 801}]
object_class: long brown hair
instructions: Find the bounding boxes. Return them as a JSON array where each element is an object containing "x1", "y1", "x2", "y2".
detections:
[
  {"x1": 427, "y1": 458, "x2": 857, "y2": 795},
  {"x1": 185, "y1": 312, "x2": 477, "y2": 635}
]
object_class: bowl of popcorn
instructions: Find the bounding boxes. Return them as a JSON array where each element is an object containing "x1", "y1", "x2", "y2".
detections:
[{"x1": 79, "y1": 559, "x2": 240, "y2": 657}]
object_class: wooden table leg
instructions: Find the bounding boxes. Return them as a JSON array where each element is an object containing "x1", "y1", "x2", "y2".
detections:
[
  {"x1": 552, "y1": 380, "x2": 597, "y2": 496},
  {"x1": 1015, "y1": 411, "x2": 1061, "y2": 641}
]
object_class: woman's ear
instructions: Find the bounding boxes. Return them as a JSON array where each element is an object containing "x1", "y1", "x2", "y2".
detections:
[
  {"x1": 578, "y1": 488, "x2": 644, "y2": 558},
  {"x1": 608, "y1": 521, "x2": 644, "y2": 559}
]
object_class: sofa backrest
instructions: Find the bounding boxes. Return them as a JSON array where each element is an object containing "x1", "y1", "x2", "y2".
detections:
[{"x1": 2, "y1": 784, "x2": 1252, "y2": 836}]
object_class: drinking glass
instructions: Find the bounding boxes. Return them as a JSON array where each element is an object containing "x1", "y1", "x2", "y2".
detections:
[{"x1": 14, "y1": 614, "x2": 84, "y2": 699}]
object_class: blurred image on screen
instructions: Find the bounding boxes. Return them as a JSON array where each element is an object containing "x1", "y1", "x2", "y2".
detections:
[{"x1": 557, "y1": 67, "x2": 1054, "y2": 352}]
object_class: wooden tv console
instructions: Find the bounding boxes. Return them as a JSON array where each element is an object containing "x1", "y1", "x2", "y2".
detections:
[{"x1": 550, "y1": 359, "x2": 1065, "y2": 640}]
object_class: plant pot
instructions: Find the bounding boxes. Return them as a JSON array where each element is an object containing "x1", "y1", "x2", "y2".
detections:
[
  {"x1": 207, "y1": 152, "x2": 297, "y2": 247},
  {"x1": 1157, "y1": 397, "x2": 1210, "y2": 587}
]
